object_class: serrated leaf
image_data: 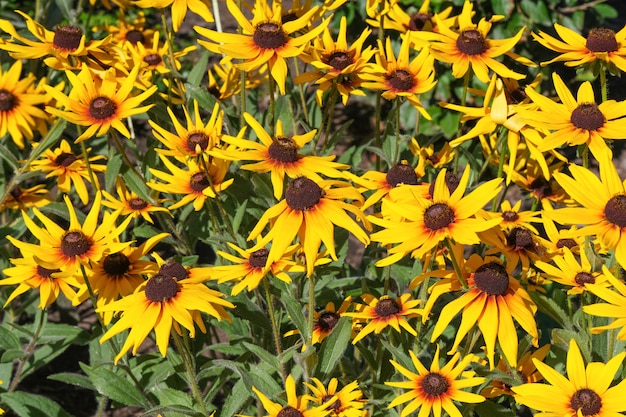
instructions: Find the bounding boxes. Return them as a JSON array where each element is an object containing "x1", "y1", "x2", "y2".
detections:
[
  {"x1": 185, "y1": 83, "x2": 218, "y2": 111},
  {"x1": 314, "y1": 316, "x2": 351, "y2": 378},
  {"x1": 242, "y1": 342, "x2": 281, "y2": 372},
  {"x1": 0, "y1": 391, "x2": 73, "y2": 417},
  {"x1": 530, "y1": 292, "x2": 572, "y2": 329},
  {"x1": 48, "y1": 372, "x2": 95, "y2": 391},
  {"x1": 81, "y1": 364, "x2": 149, "y2": 408},
  {"x1": 220, "y1": 378, "x2": 249, "y2": 417},
  {"x1": 280, "y1": 288, "x2": 309, "y2": 343}
]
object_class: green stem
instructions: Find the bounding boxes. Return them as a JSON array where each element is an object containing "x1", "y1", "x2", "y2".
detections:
[
  {"x1": 8, "y1": 307, "x2": 46, "y2": 392},
  {"x1": 307, "y1": 274, "x2": 316, "y2": 348},
  {"x1": 600, "y1": 64, "x2": 608, "y2": 103},
  {"x1": 444, "y1": 238, "x2": 468, "y2": 289},
  {"x1": 268, "y1": 62, "x2": 276, "y2": 138},
  {"x1": 394, "y1": 98, "x2": 401, "y2": 164},
  {"x1": 172, "y1": 331, "x2": 210, "y2": 417},
  {"x1": 263, "y1": 278, "x2": 286, "y2": 383},
  {"x1": 320, "y1": 87, "x2": 338, "y2": 155},
  {"x1": 293, "y1": 56, "x2": 310, "y2": 126},
  {"x1": 374, "y1": 91, "x2": 382, "y2": 171}
]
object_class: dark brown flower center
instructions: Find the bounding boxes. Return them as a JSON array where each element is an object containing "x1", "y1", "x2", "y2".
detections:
[
  {"x1": 143, "y1": 53, "x2": 162, "y2": 66},
  {"x1": 502, "y1": 211, "x2": 519, "y2": 222},
  {"x1": 421, "y1": 372, "x2": 450, "y2": 397},
  {"x1": 556, "y1": 238, "x2": 577, "y2": 249},
  {"x1": 387, "y1": 69, "x2": 415, "y2": 92},
  {"x1": 409, "y1": 12, "x2": 433, "y2": 31},
  {"x1": 103, "y1": 252, "x2": 131, "y2": 277},
  {"x1": 159, "y1": 261, "x2": 188, "y2": 281},
  {"x1": 268, "y1": 136, "x2": 299, "y2": 163},
  {"x1": 253, "y1": 22, "x2": 287, "y2": 49},
  {"x1": 326, "y1": 51, "x2": 353, "y2": 71},
  {"x1": 386, "y1": 162, "x2": 418, "y2": 187},
  {"x1": 316, "y1": 311, "x2": 340, "y2": 332},
  {"x1": 187, "y1": 132, "x2": 210, "y2": 152},
  {"x1": 285, "y1": 177, "x2": 323, "y2": 211},
  {"x1": 125, "y1": 29, "x2": 144, "y2": 44},
  {"x1": 474, "y1": 261, "x2": 509, "y2": 296},
  {"x1": 507, "y1": 88, "x2": 527, "y2": 104},
  {"x1": 570, "y1": 388, "x2": 602, "y2": 416},
  {"x1": 0, "y1": 89, "x2": 16, "y2": 112},
  {"x1": 423, "y1": 203, "x2": 455, "y2": 231},
  {"x1": 586, "y1": 28, "x2": 618, "y2": 53},
  {"x1": 506, "y1": 227, "x2": 534, "y2": 251},
  {"x1": 55, "y1": 152, "x2": 78, "y2": 167},
  {"x1": 10, "y1": 186, "x2": 22, "y2": 201},
  {"x1": 604, "y1": 194, "x2": 626, "y2": 228},
  {"x1": 61, "y1": 230, "x2": 92, "y2": 257},
  {"x1": 321, "y1": 395, "x2": 341, "y2": 412},
  {"x1": 428, "y1": 171, "x2": 461, "y2": 197},
  {"x1": 374, "y1": 297, "x2": 401, "y2": 317},
  {"x1": 277, "y1": 406, "x2": 303, "y2": 417},
  {"x1": 145, "y1": 273, "x2": 179, "y2": 302},
  {"x1": 190, "y1": 172, "x2": 210, "y2": 192},
  {"x1": 89, "y1": 96, "x2": 118, "y2": 120},
  {"x1": 570, "y1": 103, "x2": 605, "y2": 131},
  {"x1": 456, "y1": 29, "x2": 487, "y2": 55},
  {"x1": 53, "y1": 25, "x2": 83, "y2": 51},
  {"x1": 248, "y1": 248, "x2": 269, "y2": 268},
  {"x1": 529, "y1": 177, "x2": 553, "y2": 199},
  {"x1": 37, "y1": 265, "x2": 61, "y2": 278},
  {"x1": 128, "y1": 197, "x2": 149, "y2": 210},
  {"x1": 574, "y1": 271, "x2": 595, "y2": 286}
]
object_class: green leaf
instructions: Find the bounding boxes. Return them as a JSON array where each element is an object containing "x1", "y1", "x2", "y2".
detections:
[
  {"x1": 188, "y1": 50, "x2": 210, "y2": 87},
  {"x1": 280, "y1": 285, "x2": 309, "y2": 343},
  {"x1": 141, "y1": 405, "x2": 202, "y2": 417},
  {"x1": 594, "y1": 4, "x2": 618, "y2": 19},
  {"x1": 242, "y1": 342, "x2": 281, "y2": 372},
  {"x1": 0, "y1": 391, "x2": 73, "y2": 417},
  {"x1": 29, "y1": 118, "x2": 66, "y2": 162},
  {"x1": 48, "y1": 372, "x2": 95, "y2": 391},
  {"x1": 122, "y1": 169, "x2": 151, "y2": 202},
  {"x1": 39, "y1": 323, "x2": 90, "y2": 345},
  {"x1": 54, "y1": 0, "x2": 75, "y2": 23},
  {"x1": 220, "y1": 378, "x2": 250, "y2": 417},
  {"x1": 185, "y1": 83, "x2": 218, "y2": 111},
  {"x1": 105, "y1": 152, "x2": 123, "y2": 192},
  {"x1": 0, "y1": 143, "x2": 19, "y2": 170},
  {"x1": 81, "y1": 363, "x2": 149, "y2": 408},
  {"x1": 314, "y1": 316, "x2": 351, "y2": 378},
  {"x1": 1, "y1": 348, "x2": 26, "y2": 362},
  {"x1": 0, "y1": 325, "x2": 21, "y2": 350}
]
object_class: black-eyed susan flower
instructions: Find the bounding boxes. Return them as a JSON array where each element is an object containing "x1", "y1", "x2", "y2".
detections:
[
  {"x1": 100, "y1": 11, "x2": 155, "y2": 47},
  {"x1": 408, "y1": 140, "x2": 455, "y2": 173},
  {"x1": 1, "y1": 254, "x2": 82, "y2": 309},
  {"x1": 424, "y1": 254, "x2": 539, "y2": 369},
  {"x1": 195, "y1": 0, "x2": 328, "y2": 94},
  {"x1": 207, "y1": 56, "x2": 267, "y2": 100},
  {"x1": 311, "y1": 297, "x2": 353, "y2": 345},
  {"x1": 386, "y1": 345, "x2": 486, "y2": 417},
  {"x1": 584, "y1": 265, "x2": 626, "y2": 339},
  {"x1": 30, "y1": 139, "x2": 106, "y2": 205},
  {"x1": 150, "y1": 101, "x2": 223, "y2": 159},
  {"x1": 97, "y1": 271, "x2": 233, "y2": 363},
  {"x1": 367, "y1": 0, "x2": 454, "y2": 36},
  {"x1": 75, "y1": 233, "x2": 169, "y2": 324},
  {"x1": 252, "y1": 374, "x2": 334, "y2": 417},
  {"x1": 44, "y1": 64, "x2": 157, "y2": 143},
  {"x1": 481, "y1": 344, "x2": 551, "y2": 398},
  {"x1": 509, "y1": 157, "x2": 570, "y2": 210},
  {"x1": 126, "y1": 31, "x2": 195, "y2": 76},
  {"x1": 535, "y1": 246, "x2": 609, "y2": 295},
  {"x1": 361, "y1": 36, "x2": 437, "y2": 118},
  {"x1": 148, "y1": 154, "x2": 233, "y2": 211},
  {"x1": 0, "y1": 60, "x2": 48, "y2": 149},
  {"x1": 533, "y1": 23, "x2": 626, "y2": 74},
  {"x1": 1, "y1": 184, "x2": 52, "y2": 212},
  {"x1": 521, "y1": 72, "x2": 626, "y2": 160},
  {"x1": 218, "y1": 113, "x2": 348, "y2": 199},
  {"x1": 210, "y1": 242, "x2": 310, "y2": 295},
  {"x1": 134, "y1": 0, "x2": 214, "y2": 32},
  {"x1": 6, "y1": 193, "x2": 131, "y2": 274},
  {"x1": 102, "y1": 179, "x2": 170, "y2": 224},
  {"x1": 422, "y1": 0, "x2": 530, "y2": 83},
  {"x1": 305, "y1": 378, "x2": 366, "y2": 417},
  {"x1": 369, "y1": 166, "x2": 502, "y2": 267},
  {"x1": 0, "y1": 11, "x2": 111, "y2": 70},
  {"x1": 481, "y1": 225, "x2": 550, "y2": 272},
  {"x1": 478, "y1": 199, "x2": 542, "y2": 234},
  {"x1": 548, "y1": 153, "x2": 626, "y2": 270},
  {"x1": 542, "y1": 217, "x2": 585, "y2": 257},
  {"x1": 248, "y1": 177, "x2": 370, "y2": 277},
  {"x1": 345, "y1": 294, "x2": 421, "y2": 344},
  {"x1": 512, "y1": 339, "x2": 626, "y2": 417},
  {"x1": 295, "y1": 15, "x2": 376, "y2": 106}
]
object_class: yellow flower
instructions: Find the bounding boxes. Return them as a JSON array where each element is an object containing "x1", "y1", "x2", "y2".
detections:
[
  {"x1": 1, "y1": 184, "x2": 52, "y2": 212},
  {"x1": 102, "y1": 179, "x2": 170, "y2": 224},
  {"x1": 252, "y1": 374, "x2": 335, "y2": 417},
  {"x1": 133, "y1": 0, "x2": 214, "y2": 31},
  {"x1": 44, "y1": 64, "x2": 157, "y2": 143},
  {"x1": 126, "y1": 31, "x2": 195, "y2": 76},
  {"x1": 0, "y1": 60, "x2": 48, "y2": 149},
  {"x1": 310, "y1": 297, "x2": 353, "y2": 345},
  {"x1": 512, "y1": 339, "x2": 626, "y2": 417},
  {"x1": 366, "y1": 0, "x2": 455, "y2": 35},
  {"x1": 584, "y1": 265, "x2": 626, "y2": 339},
  {"x1": 305, "y1": 378, "x2": 366, "y2": 417},
  {"x1": 195, "y1": 0, "x2": 328, "y2": 94},
  {"x1": 386, "y1": 345, "x2": 485, "y2": 417}
]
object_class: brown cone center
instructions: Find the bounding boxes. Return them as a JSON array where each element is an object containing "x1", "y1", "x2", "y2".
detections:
[
  {"x1": 529, "y1": 177, "x2": 553, "y2": 199},
  {"x1": 253, "y1": 22, "x2": 287, "y2": 49},
  {"x1": 187, "y1": 132, "x2": 209, "y2": 152},
  {"x1": 145, "y1": 273, "x2": 178, "y2": 302},
  {"x1": 506, "y1": 227, "x2": 534, "y2": 250},
  {"x1": 248, "y1": 248, "x2": 269, "y2": 268},
  {"x1": 386, "y1": 162, "x2": 418, "y2": 187},
  {"x1": 143, "y1": 53, "x2": 162, "y2": 66},
  {"x1": 285, "y1": 177, "x2": 323, "y2": 211},
  {"x1": 502, "y1": 211, "x2": 519, "y2": 222},
  {"x1": 456, "y1": 29, "x2": 487, "y2": 55},
  {"x1": 268, "y1": 136, "x2": 299, "y2": 163},
  {"x1": 556, "y1": 238, "x2": 577, "y2": 249},
  {"x1": 103, "y1": 252, "x2": 131, "y2": 277},
  {"x1": 474, "y1": 261, "x2": 509, "y2": 296},
  {"x1": 574, "y1": 271, "x2": 595, "y2": 286},
  {"x1": 409, "y1": 12, "x2": 433, "y2": 31},
  {"x1": 89, "y1": 96, "x2": 117, "y2": 120},
  {"x1": 321, "y1": 395, "x2": 341, "y2": 412},
  {"x1": 61, "y1": 230, "x2": 92, "y2": 257},
  {"x1": 37, "y1": 265, "x2": 61, "y2": 278},
  {"x1": 53, "y1": 25, "x2": 82, "y2": 51},
  {"x1": 55, "y1": 152, "x2": 78, "y2": 167},
  {"x1": 421, "y1": 372, "x2": 450, "y2": 396},
  {"x1": 375, "y1": 297, "x2": 401, "y2": 317},
  {"x1": 128, "y1": 197, "x2": 148, "y2": 210},
  {"x1": 125, "y1": 30, "x2": 144, "y2": 44},
  {"x1": 0, "y1": 89, "x2": 16, "y2": 112},
  {"x1": 570, "y1": 388, "x2": 602, "y2": 416},
  {"x1": 317, "y1": 311, "x2": 340, "y2": 332},
  {"x1": 428, "y1": 171, "x2": 461, "y2": 197},
  {"x1": 190, "y1": 172, "x2": 210, "y2": 192},
  {"x1": 387, "y1": 69, "x2": 415, "y2": 92},
  {"x1": 423, "y1": 203, "x2": 455, "y2": 231},
  {"x1": 604, "y1": 194, "x2": 626, "y2": 228},
  {"x1": 586, "y1": 28, "x2": 618, "y2": 53},
  {"x1": 159, "y1": 261, "x2": 188, "y2": 281},
  {"x1": 277, "y1": 406, "x2": 303, "y2": 417},
  {"x1": 326, "y1": 51, "x2": 353, "y2": 71},
  {"x1": 570, "y1": 103, "x2": 605, "y2": 131}
]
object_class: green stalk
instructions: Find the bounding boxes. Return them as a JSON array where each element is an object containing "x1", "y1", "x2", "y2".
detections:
[
  {"x1": 320, "y1": 87, "x2": 338, "y2": 155},
  {"x1": 268, "y1": 62, "x2": 276, "y2": 138},
  {"x1": 444, "y1": 238, "x2": 468, "y2": 289},
  {"x1": 172, "y1": 331, "x2": 210, "y2": 417},
  {"x1": 263, "y1": 278, "x2": 286, "y2": 383},
  {"x1": 8, "y1": 307, "x2": 46, "y2": 392}
]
